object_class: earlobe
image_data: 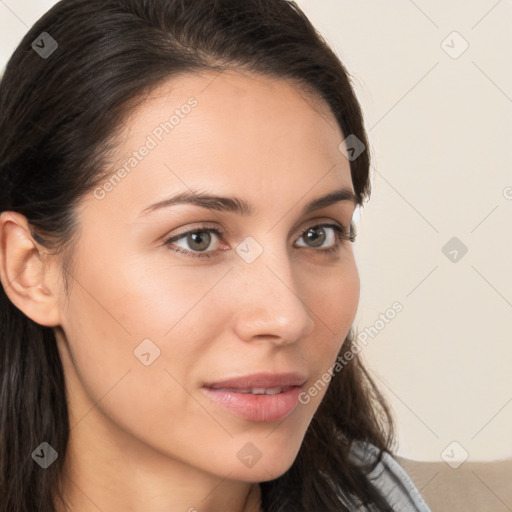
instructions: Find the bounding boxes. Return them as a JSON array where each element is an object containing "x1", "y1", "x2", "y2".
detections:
[{"x1": 0, "y1": 211, "x2": 61, "y2": 327}]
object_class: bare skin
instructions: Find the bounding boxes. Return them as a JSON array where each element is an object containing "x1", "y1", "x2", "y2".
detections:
[{"x1": 0, "y1": 68, "x2": 360, "y2": 512}]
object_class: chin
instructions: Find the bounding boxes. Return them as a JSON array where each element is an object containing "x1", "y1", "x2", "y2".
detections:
[
  {"x1": 230, "y1": 456, "x2": 298, "y2": 483},
  {"x1": 220, "y1": 433, "x2": 304, "y2": 483}
]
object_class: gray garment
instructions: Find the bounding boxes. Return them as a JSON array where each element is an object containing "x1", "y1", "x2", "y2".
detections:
[{"x1": 347, "y1": 441, "x2": 432, "y2": 512}]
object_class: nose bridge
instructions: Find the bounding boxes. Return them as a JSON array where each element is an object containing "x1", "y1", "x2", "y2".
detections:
[{"x1": 231, "y1": 239, "x2": 315, "y2": 343}]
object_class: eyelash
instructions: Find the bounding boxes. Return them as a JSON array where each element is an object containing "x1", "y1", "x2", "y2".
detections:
[{"x1": 163, "y1": 222, "x2": 357, "y2": 259}]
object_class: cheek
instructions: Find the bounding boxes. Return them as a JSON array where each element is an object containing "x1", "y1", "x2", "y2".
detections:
[
  {"x1": 115, "y1": 253, "x2": 232, "y2": 336},
  {"x1": 301, "y1": 259, "x2": 360, "y2": 389},
  {"x1": 57, "y1": 250, "x2": 215, "y2": 424},
  {"x1": 59, "y1": 273, "x2": 215, "y2": 462},
  {"x1": 307, "y1": 258, "x2": 360, "y2": 343}
]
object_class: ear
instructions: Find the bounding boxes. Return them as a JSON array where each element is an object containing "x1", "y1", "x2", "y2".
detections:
[{"x1": 0, "y1": 211, "x2": 62, "y2": 327}]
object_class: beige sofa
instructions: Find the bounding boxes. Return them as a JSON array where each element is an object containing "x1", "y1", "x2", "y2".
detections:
[{"x1": 396, "y1": 456, "x2": 512, "y2": 511}]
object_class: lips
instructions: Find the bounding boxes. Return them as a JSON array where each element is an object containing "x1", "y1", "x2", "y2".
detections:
[
  {"x1": 204, "y1": 372, "x2": 307, "y2": 390},
  {"x1": 201, "y1": 372, "x2": 307, "y2": 422},
  {"x1": 213, "y1": 386, "x2": 290, "y2": 395}
]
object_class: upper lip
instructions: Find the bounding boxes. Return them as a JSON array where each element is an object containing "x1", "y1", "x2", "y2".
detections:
[{"x1": 204, "y1": 372, "x2": 307, "y2": 390}]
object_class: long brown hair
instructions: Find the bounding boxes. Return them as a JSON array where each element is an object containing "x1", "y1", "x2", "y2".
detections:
[{"x1": 0, "y1": 1, "x2": 396, "y2": 510}]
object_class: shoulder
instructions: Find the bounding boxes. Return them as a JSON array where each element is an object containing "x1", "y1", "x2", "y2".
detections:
[{"x1": 348, "y1": 441, "x2": 432, "y2": 512}]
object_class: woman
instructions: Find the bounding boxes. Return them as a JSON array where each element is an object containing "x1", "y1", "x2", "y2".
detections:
[{"x1": 0, "y1": 0, "x2": 431, "y2": 510}]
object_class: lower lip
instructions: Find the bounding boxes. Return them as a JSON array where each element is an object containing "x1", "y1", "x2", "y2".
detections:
[{"x1": 201, "y1": 386, "x2": 303, "y2": 422}]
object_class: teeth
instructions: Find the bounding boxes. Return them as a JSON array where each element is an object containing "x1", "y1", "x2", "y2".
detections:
[
  {"x1": 261, "y1": 387, "x2": 282, "y2": 395},
  {"x1": 215, "y1": 386, "x2": 287, "y2": 395}
]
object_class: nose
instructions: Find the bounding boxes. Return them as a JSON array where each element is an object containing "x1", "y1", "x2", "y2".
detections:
[{"x1": 231, "y1": 254, "x2": 315, "y2": 346}]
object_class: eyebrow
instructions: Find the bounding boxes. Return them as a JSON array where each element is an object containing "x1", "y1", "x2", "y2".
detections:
[{"x1": 138, "y1": 186, "x2": 359, "y2": 218}]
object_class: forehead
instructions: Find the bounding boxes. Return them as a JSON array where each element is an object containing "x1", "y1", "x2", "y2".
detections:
[
  {"x1": 85, "y1": 68, "x2": 353, "y2": 222},
  {"x1": 119, "y1": 68, "x2": 343, "y2": 151}
]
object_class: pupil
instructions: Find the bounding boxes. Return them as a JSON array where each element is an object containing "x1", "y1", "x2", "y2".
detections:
[
  {"x1": 306, "y1": 227, "x2": 325, "y2": 247},
  {"x1": 189, "y1": 231, "x2": 211, "y2": 251}
]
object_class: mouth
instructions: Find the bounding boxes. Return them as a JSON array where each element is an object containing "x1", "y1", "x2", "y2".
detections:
[
  {"x1": 201, "y1": 372, "x2": 307, "y2": 422},
  {"x1": 209, "y1": 386, "x2": 292, "y2": 395},
  {"x1": 204, "y1": 371, "x2": 307, "y2": 390}
]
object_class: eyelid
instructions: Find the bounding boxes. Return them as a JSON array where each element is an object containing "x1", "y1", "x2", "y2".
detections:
[
  {"x1": 165, "y1": 217, "x2": 349, "y2": 243},
  {"x1": 163, "y1": 217, "x2": 355, "y2": 258},
  {"x1": 294, "y1": 217, "x2": 345, "y2": 237},
  {"x1": 165, "y1": 221, "x2": 226, "y2": 238}
]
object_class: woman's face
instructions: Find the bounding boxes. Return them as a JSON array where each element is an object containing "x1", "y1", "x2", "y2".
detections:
[{"x1": 54, "y1": 69, "x2": 360, "y2": 485}]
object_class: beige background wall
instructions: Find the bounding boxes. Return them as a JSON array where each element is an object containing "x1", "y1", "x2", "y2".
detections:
[
  {"x1": 295, "y1": 0, "x2": 512, "y2": 463},
  {"x1": 1, "y1": 0, "x2": 511, "y2": 463}
]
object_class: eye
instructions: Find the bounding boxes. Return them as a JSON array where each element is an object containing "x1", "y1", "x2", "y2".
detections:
[
  {"x1": 163, "y1": 222, "x2": 356, "y2": 259},
  {"x1": 295, "y1": 223, "x2": 355, "y2": 253},
  {"x1": 164, "y1": 227, "x2": 224, "y2": 259}
]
